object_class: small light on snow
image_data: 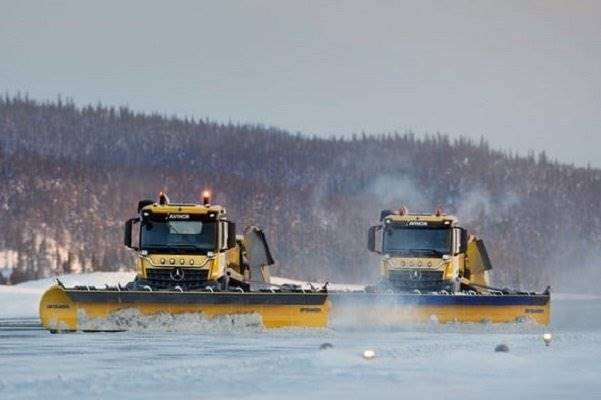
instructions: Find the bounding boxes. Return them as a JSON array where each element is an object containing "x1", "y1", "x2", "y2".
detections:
[
  {"x1": 319, "y1": 343, "x2": 333, "y2": 350},
  {"x1": 362, "y1": 350, "x2": 376, "y2": 360},
  {"x1": 543, "y1": 333, "x2": 552, "y2": 346},
  {"x1": 494, "y1": 344, "x2": 509, "y2": 352}
]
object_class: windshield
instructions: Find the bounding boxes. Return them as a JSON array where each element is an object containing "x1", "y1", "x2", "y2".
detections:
[
  {"x1": 383, "y1": 227, "x2": 452, "y2": 256},
  {"x1": 140, "y1": 219, "x2": 217, "y2": 253}
]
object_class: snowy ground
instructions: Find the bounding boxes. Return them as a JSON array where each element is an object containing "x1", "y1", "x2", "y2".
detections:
[{"x1": 1, "y1": 274, "x2": 600, "y2": 399}]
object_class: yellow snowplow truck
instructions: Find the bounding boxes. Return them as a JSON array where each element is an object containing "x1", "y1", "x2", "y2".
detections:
[
  {"x1": 39, "y1": 192, "x2": 329, "y2": 332},
  {"x1": 124, "y1": 191, "x2": 274, "y2": 292},
  {"x1": 367, "y1": 207, "x2": 492, "y2": 293},
  {"x1": 326, "y1": 207, "x2": 550, "y2": 325}
]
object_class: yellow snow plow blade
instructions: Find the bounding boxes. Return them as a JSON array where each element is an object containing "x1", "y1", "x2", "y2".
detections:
[
  {"x1": 39, "y1": 285, "x2": 330, "y2": 332},
  {"x1": 39, "y1": 285, "x2": 550, "y2": 332},
  {"x1": 329, "y1": 292, "x2": 550, "y2": 325}
]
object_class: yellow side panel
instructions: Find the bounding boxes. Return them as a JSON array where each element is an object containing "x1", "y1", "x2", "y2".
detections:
[
  {"x1": 465, "y1": 240, "x2": 492, "y2": 287},
  {"x1": 39, "y1": 286, "x2": 78, "y2": 331}
]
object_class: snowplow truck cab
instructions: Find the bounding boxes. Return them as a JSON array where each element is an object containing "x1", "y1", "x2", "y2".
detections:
[
  {"x1": 124, "y1": 192, "x2": 274, "y2": 291},
  {"x1": 368, "y1": 208, "x2": 492, "y2": 293}
]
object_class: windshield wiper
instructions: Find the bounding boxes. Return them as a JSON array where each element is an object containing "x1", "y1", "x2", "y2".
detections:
[
  {"x1": 170, "y1": 244, "x2": 210, "y2": 250},
  {"x1": 143, "y1": 244, "x2": 211, "y2": 251},
  {"x1": 407, "y1": 248, "x2": 445, "y2": 256},
  {"x1": 143, "y1": 244, "x2": 169, "y2": 249}
]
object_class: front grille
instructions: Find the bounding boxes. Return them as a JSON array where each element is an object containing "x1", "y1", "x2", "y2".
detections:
[
  {"x1": 388, "y1": 269, "x2": 448, "y2": 292},
  {"x1": 146, "y1": 267, "x2": 210, "y2": 289},
  {"x1": 389, "y1": 269, "x2": 443, "y2": 282}
]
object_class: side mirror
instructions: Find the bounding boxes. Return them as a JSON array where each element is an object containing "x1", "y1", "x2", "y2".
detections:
[
  {"x1": 221, "y1": 221, "x2": 237, "y2": 250},
  {"x1": 460, "y1": 228, "x2": 468, "y2": 253},
  {"x1": 368, "y1": 225, "x2": 382, "y2": 253},
  {"x1": 227, "y1": 221, "x2": 237, "y2": 249},
  {"x1": 124, "y1": 218, "x2": 139, "y2": 250}
]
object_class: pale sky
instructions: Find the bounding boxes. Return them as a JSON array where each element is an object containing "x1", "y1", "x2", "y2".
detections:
[{"x1": 1, "y1": 0, "x2": 600, "y2": 166}]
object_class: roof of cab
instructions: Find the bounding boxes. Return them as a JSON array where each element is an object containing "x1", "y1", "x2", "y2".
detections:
[
  {"x1": 141, "y1": 203, "x2": 226, "y2": 215},
  {"x1": 385, "y1": 213, "x2": 458, "y2": 224}
]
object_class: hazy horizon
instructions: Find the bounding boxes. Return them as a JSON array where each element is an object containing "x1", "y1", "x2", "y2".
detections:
[{"x1": 1, "y1": 0, "x2": 600, "y2": 167}]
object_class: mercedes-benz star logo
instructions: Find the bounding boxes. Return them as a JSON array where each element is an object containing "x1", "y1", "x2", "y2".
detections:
[
  {"x1": 170, "y1": 267, "x2": 185, "y2": 281},
  {"x1": 410, "y1": 270, "x2": 422, "y2": 280}
]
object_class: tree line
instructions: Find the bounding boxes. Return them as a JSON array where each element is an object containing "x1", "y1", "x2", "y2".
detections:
[{"x1": 1, "y1": 95, "x2": 600, "y2": 292}]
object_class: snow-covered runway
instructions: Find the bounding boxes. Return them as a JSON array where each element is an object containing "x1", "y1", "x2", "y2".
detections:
[{"x1": 1, "y1": 275, "x2": 600, "y2": 399}]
